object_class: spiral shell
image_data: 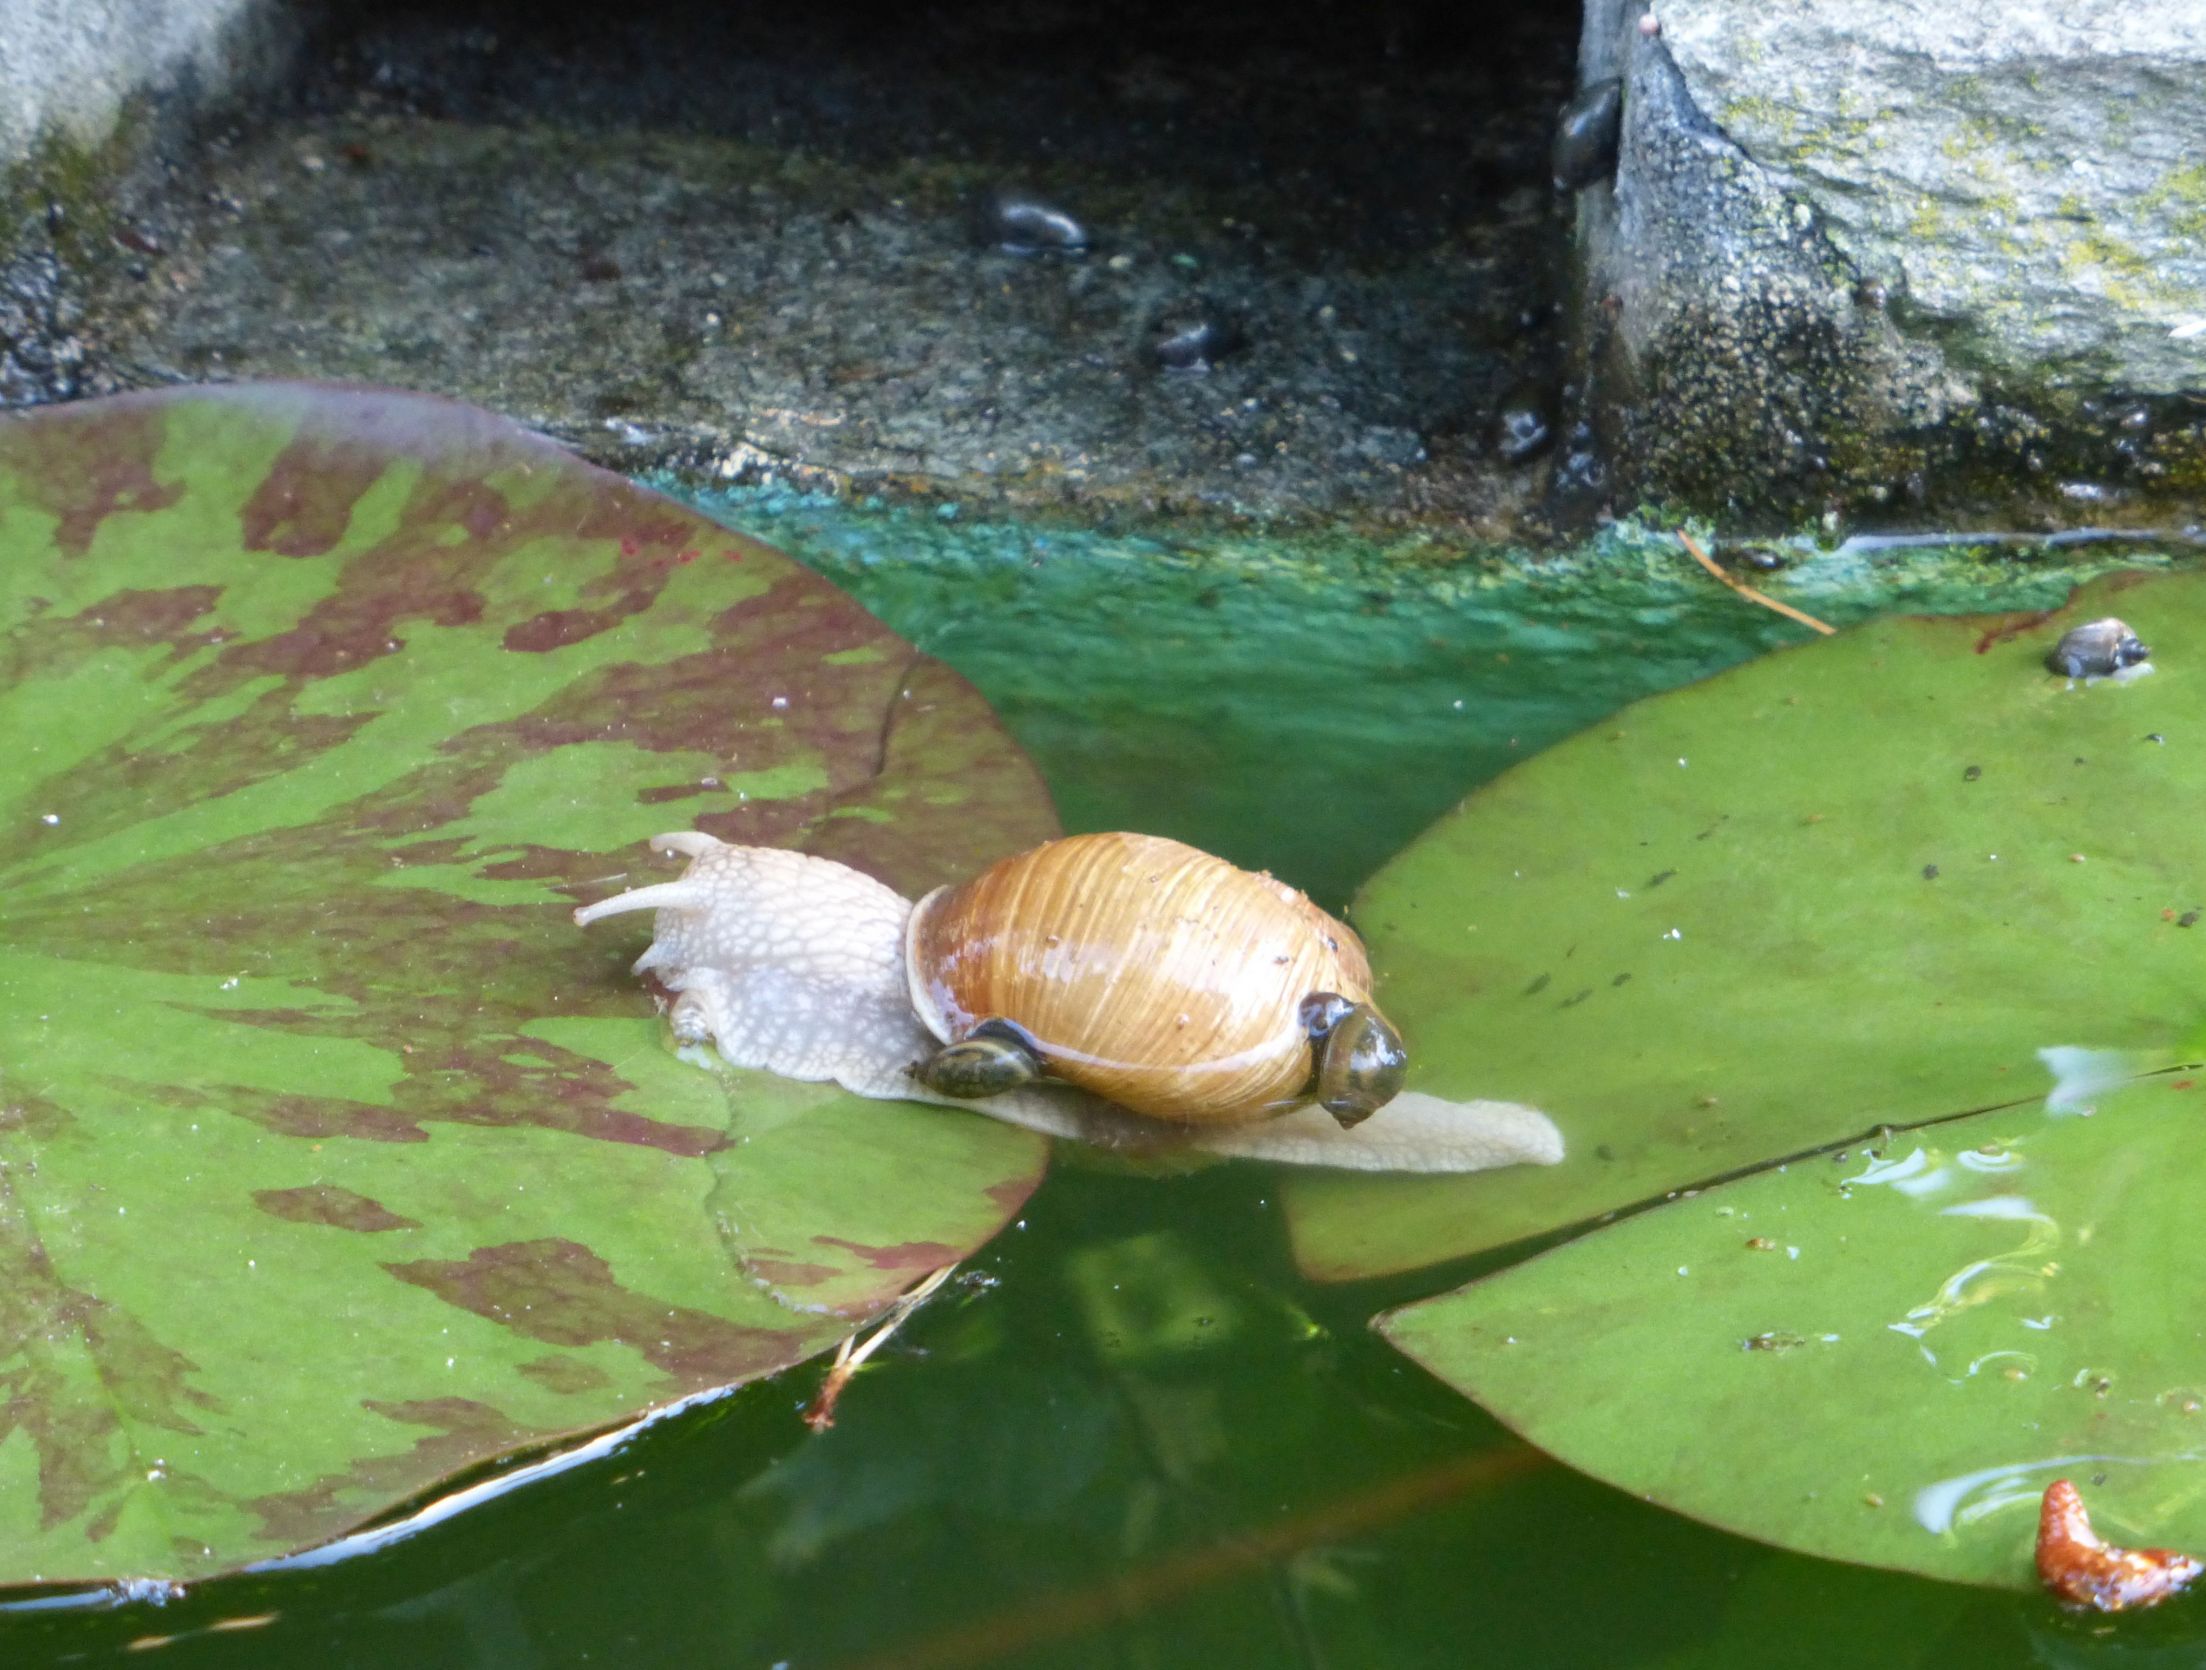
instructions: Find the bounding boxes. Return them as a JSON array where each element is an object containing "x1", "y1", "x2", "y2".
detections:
[{"x1": 904, "y1": 832, "x2": 1381, "y2": 1125}]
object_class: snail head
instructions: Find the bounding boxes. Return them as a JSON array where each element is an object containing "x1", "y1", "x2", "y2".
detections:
[{"x1": 1301, "y1": 993, "x2": 1409, "y2": 1129}]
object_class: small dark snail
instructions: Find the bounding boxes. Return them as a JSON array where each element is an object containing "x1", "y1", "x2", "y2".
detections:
[
  {"x1": 574, "y1": 831, "x2": 1563, "y2": 1173},
  {"x1": 1552, "y1": 78, "x2": 1623, "y2": 192},
  {"x1": 2047, "y1": 617, "x2": 2151, "y2": 680},
  {"x1": 1145, "y1": 307, "x2": 1245, "y2": 373},
  {"x1": 1492, "y1": 381, "x2": 1556, "y2": 465},
  {"x1": 982, "y1": 195, "x2": 1089, "y2": 257}
]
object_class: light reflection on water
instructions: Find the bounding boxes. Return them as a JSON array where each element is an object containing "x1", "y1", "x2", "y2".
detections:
[
  {"x1": 1845, "y1": 1141, "x2": 2062, "y2": 1372},
  {"x1": 2039, "y1": 1045, "x2": 2157, "y2": 1116},
  {"x1": 1914, "y1": 1454, "x2": 2206, "y2": 1538}
]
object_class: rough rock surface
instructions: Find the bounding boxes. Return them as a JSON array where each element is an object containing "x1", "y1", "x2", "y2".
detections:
[
  {"x1": 1661, "y1": 0, "x2": 2206, "y2": 392},
  {"x1": 1, "y1": 0, "x2": 299, "y2": 406},
  {"x1": 57, "y1": 2, "x2": 1573, "y2": 528},
  {"x1": 0, "y1": 0, "x2": 289, "y2": 166},
  {"x1": 1572, "y1": 5, "x2": 1961, "y2": 515},
  {"x1": 1568, "y1": 0, "x2": 2206, "y2": 520}
]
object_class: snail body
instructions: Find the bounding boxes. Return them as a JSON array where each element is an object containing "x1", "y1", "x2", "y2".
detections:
[{"x1": 573, "y1": 831, "x2": 1562, "y2": 1174}]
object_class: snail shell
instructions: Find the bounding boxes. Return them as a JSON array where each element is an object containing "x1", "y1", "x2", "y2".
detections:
[
  {"x1": 2047, "y1": 617, "x2": 2150, "y2": 679},
  {"x1": 904, "y1": 832, "x2": 1382, "y2": 1125}
]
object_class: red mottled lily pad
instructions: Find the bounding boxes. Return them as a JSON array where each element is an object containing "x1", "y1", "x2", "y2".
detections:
[{"x1": 0, "y1": 385, "x2": 1056, "y2": 1586}]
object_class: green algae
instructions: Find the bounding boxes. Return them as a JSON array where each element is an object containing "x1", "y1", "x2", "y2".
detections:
[{"x1": 667, "y1": 479, "x2": 2206, "y2": 907}]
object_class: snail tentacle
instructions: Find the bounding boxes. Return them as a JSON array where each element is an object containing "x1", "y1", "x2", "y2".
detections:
[{"x1": 572, "y1": 879, "x2": 712, "y2": 927}]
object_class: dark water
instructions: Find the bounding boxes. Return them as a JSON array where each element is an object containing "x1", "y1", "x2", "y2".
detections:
[
  {"x1": 5, "y1": 506, "x2": 2194, "y2": 1669},
  {"x1": 0, "y1": 1160, "x2": 2064, "y2": 1669}
]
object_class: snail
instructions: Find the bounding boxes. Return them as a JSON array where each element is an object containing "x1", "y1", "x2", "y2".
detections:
[
  {"x1": 1145, "y1": 306, "x2": 1245, "y2": 373},
  {"x1": 903, "y1": 833, "x2": 1401, "y2": 1126},
  {"x1": 981, "y1": 195, "x2": 1089, "y2": 258},
  {"x1": 1551, "y1": 77, "x2": 1623, "y2": 193},
  {"x1": 2047, "y1": 617, "x2": 2151, "y2": 681},
  {"x1": 573, "y1": 830, "x2": 1565, "y2": 1174}
]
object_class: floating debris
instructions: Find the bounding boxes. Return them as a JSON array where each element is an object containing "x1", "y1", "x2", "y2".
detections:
[
  {"x1": 802, "y1": 1262, "x2": 960, "y2": 1432},
  {"x1": 2036, "y1": 1479, "x2": 2202, "y2": 1612},
  {"x1": 1676, "y1": 530, "x2": 1835, "y2": 636}
]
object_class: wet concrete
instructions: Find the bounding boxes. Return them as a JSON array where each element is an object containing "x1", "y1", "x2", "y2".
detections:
[{"x1": 73, "y1": 0, "x2": 1577, "y2": 530}]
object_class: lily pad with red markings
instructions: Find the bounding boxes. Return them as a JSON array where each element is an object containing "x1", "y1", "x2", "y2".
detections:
[{"x1": 0, "y1": 384, "x2": 1057, "y2": 1586}]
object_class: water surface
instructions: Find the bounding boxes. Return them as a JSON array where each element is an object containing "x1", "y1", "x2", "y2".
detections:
[{"x1": 7, "y1": 503, "x2": 2195, "y2": 1668}]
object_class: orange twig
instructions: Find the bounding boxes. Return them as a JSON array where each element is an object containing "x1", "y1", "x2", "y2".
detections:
[
  {"x1": 802, "y1": 1262, "x2": 959, "y2": 1432},
  {"x1": 1676, "y1": 530, "x2": 1835, "y2": 636}
]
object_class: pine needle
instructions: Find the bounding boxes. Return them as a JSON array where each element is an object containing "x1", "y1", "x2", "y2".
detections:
[
  {"x1": 802, "y1": 1262, "x2": 960, "y2": 1431},
  {"x1": 1676, "y1": 529, "x2": 1836, "y2": 635}
]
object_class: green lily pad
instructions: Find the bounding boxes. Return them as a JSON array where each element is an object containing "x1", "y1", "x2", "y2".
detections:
[
  {"x1": 0, "y1": 384, "x2": 1057, "y2": 1586},
  {"x1": 1289, "y1": 574, "x2": 2206, "y2": 1280},
  {"x1": 1380, "y1": 1074, "x2": 2206, "y2": 1590},
  {"x1": 1275, "y1": 569, "x2": 2206, "y2": 1585}
]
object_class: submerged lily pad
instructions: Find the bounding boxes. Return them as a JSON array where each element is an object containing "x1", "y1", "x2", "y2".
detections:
[
  {"x1": 0, "y1": 385, "x2": 1057, "y2": 1585},
  {"x1": 1291, "y1": 575, "x2": 2206, "y2": 1280}
]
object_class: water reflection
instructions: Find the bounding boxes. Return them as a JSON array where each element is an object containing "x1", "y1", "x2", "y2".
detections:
[
  {"x1": 1842, "y1": 1141, "x2": 2067, "y2": 1378},
  {"x1": 1913, "y1": 1453, "x2": 2206, "y2": 1538},
  {"x1": 1893, "y1": 1203, "x2": 2058, "y2": 1366},
  {"x1": 1847, "y1": 1146, "x2": 1953, "y2": 1198},
  {"x1": 2039, "y1": 1046, "x2": 2154, "y2": 1116}
]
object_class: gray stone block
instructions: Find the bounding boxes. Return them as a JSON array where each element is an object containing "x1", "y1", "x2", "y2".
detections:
[
  {"x1": 0, "y1": 0, "x2": 287, "y2": 168},
  {"x1": 1663, "y1": 0, "x2": 2206, "y2": 391},
  {"x1": 1571, "y1": 0, "x2": 2206, "y2": 517}
]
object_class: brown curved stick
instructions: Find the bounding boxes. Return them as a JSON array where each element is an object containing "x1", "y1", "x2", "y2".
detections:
[
  {"x1": 1677, "y1": 529, "x2": 1836, "y2": 635},
  {"x1": 803, "y1": 1263, "x2": 959, "y2": 1432}
]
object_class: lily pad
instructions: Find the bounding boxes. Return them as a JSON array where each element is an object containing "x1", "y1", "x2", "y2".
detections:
[
  {"x1": 1380, "y1": 1074, "x2": 2206, "y2": 1590},
  {"x1": 0, "y1": 384, "x2": 1057, "y2": 1586},
  {"x1": 1275, "y1": 568, "x2": 2206, "y2": 1585},
  {"x1": 1289, "y1": 574, "x2": 2206, "y2": 1280}
]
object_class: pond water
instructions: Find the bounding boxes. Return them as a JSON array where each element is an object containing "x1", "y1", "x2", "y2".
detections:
[{"x1": 5, "y1": 500, "x2": 2198, "y2": 1668}]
